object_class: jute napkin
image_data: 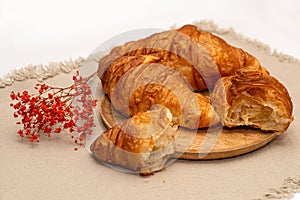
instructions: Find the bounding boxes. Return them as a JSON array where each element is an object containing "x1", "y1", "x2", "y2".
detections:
[{"x1": 0, "y1": 21, "x2": 299, "y2": 200}]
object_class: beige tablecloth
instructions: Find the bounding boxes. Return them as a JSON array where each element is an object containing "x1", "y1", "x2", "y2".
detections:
[{"x1": 0, "y1": 21, "x2": 299, "y2": 200}]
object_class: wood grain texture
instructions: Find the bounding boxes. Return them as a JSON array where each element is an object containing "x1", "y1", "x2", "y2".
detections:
[{"x1": 99, "y1": 95, "x2": 279, "y2": 160}]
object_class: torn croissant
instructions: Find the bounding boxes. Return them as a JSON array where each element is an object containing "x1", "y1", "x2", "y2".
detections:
[
  {"x1": 210, "y1": 69, "x2": 293, "y2": 132},
  {"x1": 90, "y1": 105, "x2": 178, "y2": 175}
]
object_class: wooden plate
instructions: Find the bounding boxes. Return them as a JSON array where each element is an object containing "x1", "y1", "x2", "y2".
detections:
[{"x1": 99, "y1": 95, "x2": 280, "y2": 160}]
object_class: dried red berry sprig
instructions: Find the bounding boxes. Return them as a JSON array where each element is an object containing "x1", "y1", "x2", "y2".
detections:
[
  {"x1": 72, "y1": 72, "x2": 98, "y2": 144},
  {"x1": 10, "y1": 71, "x2": 97, "y2": 145}
]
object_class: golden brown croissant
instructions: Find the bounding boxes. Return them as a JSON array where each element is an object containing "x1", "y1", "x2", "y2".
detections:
[
  {"x1": 90, "y1": 105, "x2": 178, "y2": 175},
  {"x1": 210, "y1": 68, "x2": 293, "y2": 132},
  {"x1": 98, "y1": 24, "x2": 267, "y2": 91},
  {"x1": 109, "y1": 63, "x2": 220, "y2": 129}
]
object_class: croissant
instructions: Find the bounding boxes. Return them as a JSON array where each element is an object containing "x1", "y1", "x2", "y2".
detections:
[
  {"x1": 98, "y1": 24, "x2": 267, "y2": 92},
  {"x1": 210, "y1": 68, "x2": 293, "y2": 132},
  {"x1": 109, "y1": 63, "x2": 220, "y2": 129},
  {"x1": 90, "y1": 105, "x2": 178, "y2": 175}
]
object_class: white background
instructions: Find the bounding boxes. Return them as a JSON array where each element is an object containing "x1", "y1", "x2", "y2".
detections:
[
  {"x1": 0, "y1": 1, "x2": 300, "y2": 199},
  {"x1": 0, "y1": 0, "x2": 300, "y2": 77}
]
